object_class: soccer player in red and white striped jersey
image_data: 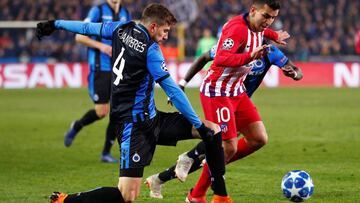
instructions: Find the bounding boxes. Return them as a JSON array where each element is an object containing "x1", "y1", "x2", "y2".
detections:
[{"x1": 187, "y1": 0, "x2": 290, "y2": 201}]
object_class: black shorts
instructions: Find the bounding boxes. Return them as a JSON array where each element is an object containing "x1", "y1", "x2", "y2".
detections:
[
  {"x1": 116, "y1": 111, "x2": 194, "y2": 177},
  {"x1": 88, "y1": 71, "x2": 111, "y2": 104}
]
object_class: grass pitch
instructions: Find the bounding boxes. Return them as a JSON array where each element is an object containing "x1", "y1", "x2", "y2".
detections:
[{"x1": 0, "y1": 87, "x2": 359, "y2": 203}]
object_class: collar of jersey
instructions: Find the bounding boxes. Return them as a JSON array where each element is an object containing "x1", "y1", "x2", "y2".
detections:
[
  {"x1": 136, "y1": 24, "x2": 150, "y2": 41},
  {"x1": 243, "y1": 12, "x2": 250, "y2": 28}
]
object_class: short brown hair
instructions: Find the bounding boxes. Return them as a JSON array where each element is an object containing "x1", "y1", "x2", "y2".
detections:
[
  {"x1": 141, "y1": 3, "x2": 177, "y2": 26},
  {"x1": 253, "y1": 0, "x2": 281, "y2": 10}
]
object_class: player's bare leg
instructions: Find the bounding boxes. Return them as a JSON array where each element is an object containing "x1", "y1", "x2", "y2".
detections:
[
  {"x1": 228, "y1": 121, "x2": 267, "y2": 163},
  {"x1": 118, "y1": 177, "x2": 142, "y2": 202}
]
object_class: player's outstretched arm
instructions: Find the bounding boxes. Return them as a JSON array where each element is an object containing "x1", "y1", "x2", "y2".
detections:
[
  {"x1": 179, "y1": 50, "x2": 213, "y2": 89},
  {"x1": 75, "y1": 34, "x2": 112, "y2": 57},
  {"x1": 36, "y1": 20, "x2": 123, "y2": 40},
  {"x1": 282, "y1": 60, "x2": 303, "y2": 81},
  {"x1": 167, "y1": 50, "x2": 214, "y2": 106},
  {"x1": 264, "y1": 28, "x2": 290, "y2": 45}
]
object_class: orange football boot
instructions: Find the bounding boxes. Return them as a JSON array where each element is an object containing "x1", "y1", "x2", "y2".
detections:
[{"x1": 50, "y1": 192, "x2": 68, "y2": 203}]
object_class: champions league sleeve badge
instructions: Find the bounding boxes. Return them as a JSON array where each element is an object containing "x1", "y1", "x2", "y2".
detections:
[{"x1": 222, "y1": 38, "x2": 234, "y2": 50}]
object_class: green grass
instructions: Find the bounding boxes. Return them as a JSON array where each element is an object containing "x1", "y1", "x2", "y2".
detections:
[{"x1": 0, "y1": 88, "x2": 359, "y2": 203}]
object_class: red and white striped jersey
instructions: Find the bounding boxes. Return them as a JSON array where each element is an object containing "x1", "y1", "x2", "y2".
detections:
[{"x1": 200, "y1": 13, "x2": 278, "y2": 97}]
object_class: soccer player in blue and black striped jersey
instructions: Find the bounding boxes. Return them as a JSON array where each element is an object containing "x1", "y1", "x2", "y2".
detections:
[
  {"x1": 36, "y1": 3, "x2": 232, "y2": 203},
  {"x1": 64, "y1": 0, "x2": 131, "y2": 163}
]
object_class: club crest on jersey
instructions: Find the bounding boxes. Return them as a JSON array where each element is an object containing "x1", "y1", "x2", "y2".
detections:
[
  {"x1": 161, "y1": 61, "x2": 168, "y2": 72},
  {"x1": 222, "y1": 38, "x2": 234, "y2": 50},
  {"x1": 132, "y1": 153, "x2": 141, "y2": 162},
  {"x1": 220, "y1": 123, "x2": 228, "y2": 133}
]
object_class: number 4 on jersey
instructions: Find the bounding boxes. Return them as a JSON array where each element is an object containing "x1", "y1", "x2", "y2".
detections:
[{"x1": 113, "y1": 47, "x2": 126, "y2": 85}]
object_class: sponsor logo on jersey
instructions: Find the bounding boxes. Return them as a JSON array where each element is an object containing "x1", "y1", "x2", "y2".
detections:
[{"x1": 248, "y1": 59, "x2": 265, "y2": 75}]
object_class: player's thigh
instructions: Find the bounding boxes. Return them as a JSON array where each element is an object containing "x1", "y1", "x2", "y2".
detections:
[
  {"x1": 200, "y1": 94, "x2": 237, "y2": 140},
  {"x1": 239, "y1": 121, "x2": 267, "y2": 142},
  {"x1": 234, "y1": 93, "x2": 262, "y2": 132},
  {"x1": 118, "y1": 177, "x2": 142, "y2": 201},
  {"x1": 117, "y1": 119, "x2": 157, "y2": 172},
  {"x1": 156, "y1": 111, "x2": 194, "y2": 146}
]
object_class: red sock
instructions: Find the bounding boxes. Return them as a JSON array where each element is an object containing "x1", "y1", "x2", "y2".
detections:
[
  {"x1": 228, "y1": 137, "x2": 257, "y2": 164},
  {"x1": 191, "y1": 162, "x2": 212, "y2": 197}
]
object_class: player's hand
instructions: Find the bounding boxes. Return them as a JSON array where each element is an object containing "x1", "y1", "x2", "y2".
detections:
[
  {"x1": 197, "y1": 123, "x2": 215, "y2": 141},
  {"x1": 36, "y1": 20, "x2": 56, "y2": 40},
  {"x1": 282, "y1": 66, "x2": 302, "y2": 80},
  {"x1": 101, "y1": 44, "x2": 112, "y2": 57},
  {"x1": 250, "y1": 45, "x2": 270, "y2": 60},
  {"x1": 274, "y1": 30, "x2": 290, "y2": 45}
]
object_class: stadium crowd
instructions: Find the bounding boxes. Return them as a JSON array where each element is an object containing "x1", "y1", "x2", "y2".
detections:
[{"x1": 0, "y1": 0, "x2": 359, "y2": 62}]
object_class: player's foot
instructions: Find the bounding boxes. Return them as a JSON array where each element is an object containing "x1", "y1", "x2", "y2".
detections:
[
  {"x1": 101, "y1": 153, "x2": 118, "y2": 163},
  {"x1": 145, "y1": 173, "x2": 164, "y2": 199},
  {"x1": 210, "y1": 195, "x2": 233, "y2": 203},
  {"x1": 175, "y1": 152, "x2": 194, "y2": 182},
  {"x1": 64, "y1": 121, "x2": 78, "y2": 147},
  {"x1": 50, "y1": 192, "x2": 68, "y2": 203},
  {"x1": 185, "y1": 189, "x2": 207, "y2": 203}
]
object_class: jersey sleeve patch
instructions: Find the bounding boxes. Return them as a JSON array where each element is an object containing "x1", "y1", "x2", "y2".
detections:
[
  {"x1": 222, "y1": 38, "x2": 234, "y2": 50},
  {"x1": 147, "y1": 43, "x2": 170, "y2": 82}
]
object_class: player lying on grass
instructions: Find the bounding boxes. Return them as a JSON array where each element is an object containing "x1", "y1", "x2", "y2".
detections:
[
  {"x1": 36, "y1": 3, "x2": 232, "y2": 203},
  {"x1": 145, "y1": 43, "x2": 303, "y2": 199}
]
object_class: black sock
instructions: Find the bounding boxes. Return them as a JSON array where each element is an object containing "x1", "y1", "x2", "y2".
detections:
[
  {"x1": 73, "y1": 109, "x2": 101, "y2": 132},
  {"x1": 102, "y1": 120, "x2": 116, "y2": 155},
  {"x1": 187, "y1": 141, "x2": 206, "y2": 160},
  {"x1": 158, "y1": 166, "x2": 176, "y2": 182},
  {"x1": 64, "y1": 187, "x2": 124, "y2": 203},
  {"x1": 203, "y1": 132, "x2": 227, "y2": 196}
]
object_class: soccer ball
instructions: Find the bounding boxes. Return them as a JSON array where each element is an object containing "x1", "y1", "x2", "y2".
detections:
[{"x1": 281, "y1": 170, "x2": 314, "y2": 202}]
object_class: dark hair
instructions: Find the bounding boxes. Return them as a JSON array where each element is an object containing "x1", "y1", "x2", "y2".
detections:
[
  {"x1": 253, "y1": 0, "x2": 281, "y2": 10},
  {"x1": 141, "y1": 3, "x2": 177, "y2": 26}
]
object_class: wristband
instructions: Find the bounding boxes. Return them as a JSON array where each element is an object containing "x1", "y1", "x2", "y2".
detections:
[
  {"x1": 293, "y1": 71, "x2": 298, "y2": 79},
  {"x1": 179, "y1": 79, "x2": 188, "y2": 87}
]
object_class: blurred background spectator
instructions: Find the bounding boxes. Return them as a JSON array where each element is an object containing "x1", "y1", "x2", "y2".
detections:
[{"x1": 0, "y1": 0, "x2": 359, "y2": 62}]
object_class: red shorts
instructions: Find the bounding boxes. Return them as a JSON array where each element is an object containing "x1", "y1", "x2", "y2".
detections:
[{"x1": 200, "y1": 92, "x2": 261, "y2": 140}]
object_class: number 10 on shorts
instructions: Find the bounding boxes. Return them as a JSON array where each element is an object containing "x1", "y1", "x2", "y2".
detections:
[{"x1": 216, "y1": 107, "x2": 230, "y2": 123}]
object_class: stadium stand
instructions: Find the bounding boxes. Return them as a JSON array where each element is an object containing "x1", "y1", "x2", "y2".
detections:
[{"x1": 0, "y1": 0, "x2": 359, "y2": 62}]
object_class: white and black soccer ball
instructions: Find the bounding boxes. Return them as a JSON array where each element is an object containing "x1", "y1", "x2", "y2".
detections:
[
  {"x1": 222, "y1": 38, "x2": 234, "y2": 50},
  {"x1": 281, "y1": 170, "x2": 314, "y2": 202}
]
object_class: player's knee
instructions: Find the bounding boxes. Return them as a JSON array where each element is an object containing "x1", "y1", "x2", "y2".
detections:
[
  {"x1": 248, "y1": 132, "x2": 268, "y2": 149},
  {"x1": 117, "y1": 185, "x2": 138, "y2": 203},
  {"x1": 223, "y1": 140, "x2": 237, "y2": 162},
  {"x1": 95, "y1": 105, "x2": 109, "y2": 118}
]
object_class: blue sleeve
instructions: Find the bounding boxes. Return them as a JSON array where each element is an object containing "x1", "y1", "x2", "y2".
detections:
[
  {"x1": 54, "y1": 20, "x2": 123, "y2": 39},
  {"x1": 84, "y1": 6, "x2": 100, "y2": 22},
  {"x1": 159, "y1": 77, "x2": 203, "y2": 129},
  {"x1": 146, "y1": 43, "x2": 170, "y2": 82},
  {"x1": 209, "y1": 45, "x2": 217, "y2": 60},
  {"x1": 268, "y1": 45, "x2": 289, "y2": 68}
]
